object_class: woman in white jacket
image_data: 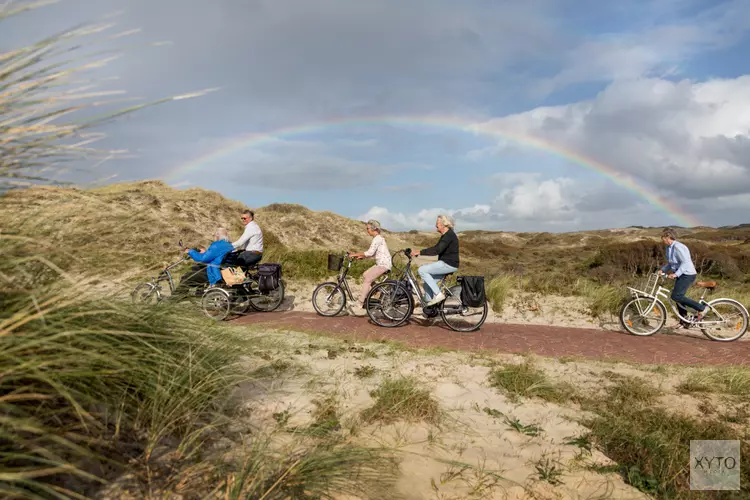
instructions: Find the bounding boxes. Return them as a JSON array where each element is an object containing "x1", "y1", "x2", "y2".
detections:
[{"x1": 348, "y1": 220, "x2": 392, "y2": 313}]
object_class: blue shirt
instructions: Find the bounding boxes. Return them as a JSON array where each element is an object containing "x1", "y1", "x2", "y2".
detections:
[
  {"x1": 187, "y1": 239, "x2": 234, "y2": 285},
  {"x1": 661, "y1": 240, "x2": 697, "y2": 277}
]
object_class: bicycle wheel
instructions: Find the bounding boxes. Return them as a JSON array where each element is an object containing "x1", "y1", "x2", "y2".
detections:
[
  {"x1": 619, "y1": 297, "x2": 667, "y2": 336},
  {"x1": 312, "y1": 282, "x2": 346, "y2": 316},
  {"x1": 440, "y1": 285, "x2": 488, "y2": 332},
  {"x1": 365, "y1": 281, "x2": 413, "y2": 328},
  {"x1": 202, "y1": 288, "x2": 232, "y2": 321},
  {"x1": 700, "y1": 298, "x2": 749, "y2": 342},
  {"x1": 249, "y1": 279, "x2": 285, "y2": 312},
  {"x1": 131, "y1": 282, "x2": 160, "y2": 305}
]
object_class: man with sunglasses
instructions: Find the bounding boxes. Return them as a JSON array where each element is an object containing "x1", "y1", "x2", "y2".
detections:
[{"x1": 230, "y1": 209, "x2": 264, "y2": 269}]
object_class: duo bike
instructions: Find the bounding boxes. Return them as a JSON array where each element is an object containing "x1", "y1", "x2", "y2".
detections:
[
  {"x1": 619, "y1": 271, "x2": 748, "y2": 341},
  {"x1": 131, "y1": 241, "x2": 284, "y2": 321}
]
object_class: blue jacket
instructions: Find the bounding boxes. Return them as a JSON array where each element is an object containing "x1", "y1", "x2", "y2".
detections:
[{"x1": 188, "y1": 239, "x2": 234, "y2": 285}]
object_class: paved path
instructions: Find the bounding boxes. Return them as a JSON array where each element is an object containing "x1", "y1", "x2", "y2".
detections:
[{"x1": 232, "y1": 311, "x2": 750, "y2": 366}]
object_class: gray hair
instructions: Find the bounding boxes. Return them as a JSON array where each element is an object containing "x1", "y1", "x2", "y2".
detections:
[
  {"x1": 661, "y1": 227, "x2": 678, "y2": 240},
  {"x1": 215, "y1": 227, "x2": 229, "y2": 240},
  {"x1": 437, "y1": 214, "x2": 455, "y2": 229},
  {"x1": 366, "y1": 219, "x2": 382, "y2": 233}
]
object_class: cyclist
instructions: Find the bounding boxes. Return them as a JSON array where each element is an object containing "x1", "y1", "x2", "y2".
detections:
[
  {"x1": 410, "y1": 214, "x2": 459, "y2": 306},
  {"x1": 658, "y1": 227, "x2": 707, "y2": 327},
  {"x1": 230, "y1": 209, "x2": 264, "y2": 269},
  {"x1": 348, "y1": 219, "x2": 392, "y2": 314},
  {"x1": 173, "y1": 227, "x2": 234, "y2": 299}
]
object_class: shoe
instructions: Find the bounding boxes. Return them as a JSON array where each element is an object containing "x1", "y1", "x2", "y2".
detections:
[
  {"x1": 425, "y1": 292, "x2": 445, "y2": 307},
  {"x1": 694, "y1": 310, "x2": 707, "y2": 323}
]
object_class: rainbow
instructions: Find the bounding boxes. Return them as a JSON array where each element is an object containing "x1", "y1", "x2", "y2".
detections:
[{"x1": 161, "y1": 115, "x2": 701, "y2": 227}]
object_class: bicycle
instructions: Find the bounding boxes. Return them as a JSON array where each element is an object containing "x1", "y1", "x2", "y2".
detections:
[
  {"x1": 311, "y1": 252, "x2": 391, "y2": 316},
  {"x1": 619, "y1": 272, "x2": 749, "y2": 341},
  {"x1": 363, "y1": 248, "x2": 488, "y2": 332}
]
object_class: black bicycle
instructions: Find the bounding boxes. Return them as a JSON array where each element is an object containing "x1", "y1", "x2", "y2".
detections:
[
  {"x1": 311, "y1": 252, "x2": 391, "y2": 316},
  {"x1": 364, "y1": 248, "x2": 488, "y2": 331}
]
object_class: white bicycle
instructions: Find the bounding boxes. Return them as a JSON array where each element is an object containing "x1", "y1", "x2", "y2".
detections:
[{"x1": 619, "y1": 272, "x2": 749, "y2": 342}]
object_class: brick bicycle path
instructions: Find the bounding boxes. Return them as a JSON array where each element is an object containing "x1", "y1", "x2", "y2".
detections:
[{"x1": 232, "y1": 311, "x2": 750, "y2": 366}]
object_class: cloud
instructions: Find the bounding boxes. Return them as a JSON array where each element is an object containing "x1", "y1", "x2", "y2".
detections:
[
  {"x1": 532, "y1": 0, "x2": 750, "y2": 97},
  {"x1": 478, "y1": 75, "x2": 750, "y2": 201}
]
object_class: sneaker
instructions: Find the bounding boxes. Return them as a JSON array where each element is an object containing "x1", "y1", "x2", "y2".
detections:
[
  {"x1": 425, "y1": 292, "x2": 445, "y2": 307},
  {"x1": 694, "y1": 310, "x2": 707, "y2": 323}
]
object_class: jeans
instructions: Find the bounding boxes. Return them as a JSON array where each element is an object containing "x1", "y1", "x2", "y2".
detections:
[
  {"x1": 418, "y1": 261, "x2": 458, "y2": 300},
  {"x1": 671, "y1": 273, "x2": 706, "y2": 320}
]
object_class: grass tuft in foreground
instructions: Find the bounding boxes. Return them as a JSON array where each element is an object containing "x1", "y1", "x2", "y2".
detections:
[
  {"x1": 487, "y1": 361, "x2": 576, "y2": 404},
  {"x1": 361, "y1": 376, "x2": 442, "y2": 425}
]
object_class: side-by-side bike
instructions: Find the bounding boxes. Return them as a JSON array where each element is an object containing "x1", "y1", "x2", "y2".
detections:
[{"x1": 131, "y1": 240, "x2": 284, "y2": 321}]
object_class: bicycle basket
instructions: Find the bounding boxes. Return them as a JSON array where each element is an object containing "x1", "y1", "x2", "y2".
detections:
[
  {"x1": 327, "y1": 253, "x2": 344, "y2": 271},
  {"x1": 634, "y1": 273, "x2": 659, "y2": 296}
]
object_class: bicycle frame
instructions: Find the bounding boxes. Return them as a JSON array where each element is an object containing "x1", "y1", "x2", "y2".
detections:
[
  {"x1": 625, "y1": 273, "x2": 725, "y2": 326},
  {"x1": 390, "y1": 251, "x2": 456, "y2": 308}
]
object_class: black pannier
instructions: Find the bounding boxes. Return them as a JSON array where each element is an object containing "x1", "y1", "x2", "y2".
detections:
[
  {"x1": 257, "y1": 263, "x2": 282, "y2": 293},
  {"x1": 458, "y1": 276, "x2": 485, "y2": 308}
]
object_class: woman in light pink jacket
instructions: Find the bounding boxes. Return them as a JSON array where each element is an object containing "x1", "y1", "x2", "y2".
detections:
[{"x1": 348, "y1": 219, "x2": 392, "y2": 313}]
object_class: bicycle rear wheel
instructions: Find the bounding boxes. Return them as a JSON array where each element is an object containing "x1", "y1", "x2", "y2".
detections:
[
  {"x1": 249, "y1": 280, "x2": 285, "y2": 312},
  {"x1": 700, "y1": 298, "x2": 749, "y2": 342},
  {"x1": 365, "y1": 281, "x2": 413, "y2": 327},
  {"x1": 440, "y1": 285, "x2": 488, "y2": 332},
  {"x1": 619, "y1": 297, "x2": 666, "y2": 336}
]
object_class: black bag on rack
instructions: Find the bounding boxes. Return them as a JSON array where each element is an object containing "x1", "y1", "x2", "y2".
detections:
[
  {"x1": 458, "y1": 276, "x2": 485, "y2": 307},
  {"x1": 257, "y1": 263, "x2": 282, "y2": 293}
]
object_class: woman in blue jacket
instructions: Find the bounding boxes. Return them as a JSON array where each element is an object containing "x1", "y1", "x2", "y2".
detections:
[{"x1": 173, "y1": 228, "x2": 234, "y2": 299}]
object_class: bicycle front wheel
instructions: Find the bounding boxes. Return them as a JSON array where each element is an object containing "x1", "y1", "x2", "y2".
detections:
[
  {"x1": 700, "y1": 298, "x2": 749, "y2": 342},
  {"x1": 440, "y1": 285, "x2": 488, "y2": 332},
  {"x1": 131, "y1": 282, "x2": 161, "y2": 305},
  {"x1": 366, "y1": 281, "x2": 413, "y2": 328},
  {"x1": 619, "y1": 297, "x2": 666, "y2": 336},
  {"x1": 312, "y1": 282, "x2": 346, "y2": 316}
]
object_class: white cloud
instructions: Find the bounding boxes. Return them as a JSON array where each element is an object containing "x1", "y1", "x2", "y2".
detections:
[{"x1": 477, "y1": 75, "x2": 750, "y2": 201}]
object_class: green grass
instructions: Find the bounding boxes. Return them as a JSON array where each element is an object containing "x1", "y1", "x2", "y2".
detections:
[
  {"x1": 485, "y1": 275, "x2": 514, "y2": 314},
  {"x1": 487, "y1": 361, "x2": 576, "y2": 404},
  {"x1": 677, "y1": 367, "x2": 750, "y2": 397},
  {"x1": 578, "y1": 374, "x2": 750, "y2": 499},
  {"x1": 361, "y1": 376, "x2": 442, "y2": 425}
]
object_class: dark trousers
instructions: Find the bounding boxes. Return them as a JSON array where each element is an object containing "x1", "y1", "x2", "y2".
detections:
[
  {"x1": 237, "y1": 251, "x2": 262, "y2": 269},
  {"x1": 671, "y1": 274, "x2": 706, "y2": 320},
  {"x1": 173, "y1": 265, "x2": 209, "y2": 298}
]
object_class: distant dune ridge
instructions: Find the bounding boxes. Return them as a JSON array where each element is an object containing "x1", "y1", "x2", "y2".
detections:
[{"x1": 2, "y1": 180, "x2": 750, "y2": 288}]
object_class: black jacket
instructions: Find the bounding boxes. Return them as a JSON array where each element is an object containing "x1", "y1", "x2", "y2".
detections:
[{"x1": 420, "y1": 228, "x2": 459, "y2": 268}]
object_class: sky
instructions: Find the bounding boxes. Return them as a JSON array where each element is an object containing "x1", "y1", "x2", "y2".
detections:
[{"x1": 3, "y1": 0, "x2": 750, "y2": 232}]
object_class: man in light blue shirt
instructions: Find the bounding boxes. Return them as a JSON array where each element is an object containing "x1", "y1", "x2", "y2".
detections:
[{"x1": 658, "y1": 227, "x2": 706, "y2": 326}]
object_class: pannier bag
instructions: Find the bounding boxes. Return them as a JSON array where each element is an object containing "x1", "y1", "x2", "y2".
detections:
[
  {"x1": 258, "y1": 263, "x2": 282, "y2": 293},
  {"x1": 221, "y1": 266, "x2": 246, "y2": 286},
  {"x1": 458, "y1": 276, "x2": 485, "y2": 308}
]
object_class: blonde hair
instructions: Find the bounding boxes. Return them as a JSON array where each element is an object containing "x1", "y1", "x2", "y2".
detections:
[{"x1": 437, "y1": 214, "x2": 455, "y2": 229}]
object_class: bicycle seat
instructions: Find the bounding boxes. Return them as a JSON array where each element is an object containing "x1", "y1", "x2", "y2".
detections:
[{"x1": 696, "y1": 280, "x2": 717, "y2": 289}]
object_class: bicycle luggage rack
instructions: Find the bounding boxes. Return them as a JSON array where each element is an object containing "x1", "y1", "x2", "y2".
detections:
[{"x1": 328, "y1": 253, "x2": 344, "y2": 271}]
